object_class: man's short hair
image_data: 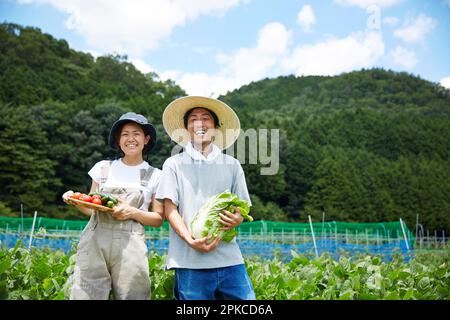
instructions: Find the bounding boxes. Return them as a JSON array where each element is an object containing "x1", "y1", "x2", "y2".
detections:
[{"x1": 183, "y1": 107, "x2": 220, "y2": 129}]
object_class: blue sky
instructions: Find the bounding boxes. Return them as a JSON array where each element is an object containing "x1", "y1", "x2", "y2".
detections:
[{"x1": 1, "y1": 0, "x2": 449, "y2": 96}]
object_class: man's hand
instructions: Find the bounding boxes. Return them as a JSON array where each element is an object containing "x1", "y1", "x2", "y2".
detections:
[
  {"x1": 218, "y1": 207, "x2": 244, "y2": 231},
  {"x1": 187, "y1": 236, "x2": 221, "y2": 253}
]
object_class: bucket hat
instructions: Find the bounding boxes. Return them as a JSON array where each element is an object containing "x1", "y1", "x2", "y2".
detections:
[
  {"x1": 109, "y1": 112, "x2": 157, "y2": 153},
  {"x1": 162, "y1": 96, "x2": 240, "y2": 150}
]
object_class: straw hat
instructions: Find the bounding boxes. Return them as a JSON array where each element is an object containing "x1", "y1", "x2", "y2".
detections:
[{"x1": 162, "y1": 96, "x2": 240, "y2": 150}]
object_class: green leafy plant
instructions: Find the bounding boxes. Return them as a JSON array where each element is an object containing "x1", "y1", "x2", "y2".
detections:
[
  {"x1": 0, "y1": 242, "x2": 448, "y2": 300},
  {"x1": 190, "y1": 190, "x2": 253, "y2": 243}
]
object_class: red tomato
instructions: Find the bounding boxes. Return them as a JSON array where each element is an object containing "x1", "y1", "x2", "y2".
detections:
[
  {"x1": 80, "y1": 194, "x2": 93, "y2": 203},
  {"x1": 92, "y1": 194, "x2": 102, "y2": 200},
  {"x1": 71, "y1": 192, "x2": 82, "y2": 200},
  {"x1": 92, "y1": 198, "x2": 102, "y2": 205}
]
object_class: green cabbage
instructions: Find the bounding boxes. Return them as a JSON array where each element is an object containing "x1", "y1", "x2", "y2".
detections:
[{"x1": 190, "y1": 190, "x2": 253, "y2": 243}]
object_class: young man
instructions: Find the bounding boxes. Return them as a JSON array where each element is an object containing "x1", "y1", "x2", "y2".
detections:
[{"x1": 156, "y1": 96, "x2": 256, "y2": 300}]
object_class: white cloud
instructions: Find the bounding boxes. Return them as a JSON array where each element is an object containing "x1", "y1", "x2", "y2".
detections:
[
  {"x1": 130, "y1": 58, "x2": 155, "y2": 74},
  {"x1": 297, "y1": 5, "x2": 316, "y2": 32},
  {"x1": 164, "y1": 27, "x2": 388, "y2": 94},
  {"x1": 281, "y1": 31, "x2": 385, "y2": 76},
  {"x1": 440, "y1": 77, "x2": 450, "y2": 89},
  {"x1": 394, "y1": 14, "x2": 437, "y2": 44},
  {"x1": 333, "y1": 0, "x2": 402, "y2": 8},
  {"x1": 159, "y1": 71, "x2": 241, "y2": 97},
  {"x1": 389, "y1": 46, "x2": 418, "y2": 70},
  {"x1": 17, "y1": 0, "x2": 247, "y2": 56},
  {"x1": 160, "y1": 22, "x2": 291, "y2": 97},
  {"x1": 383, "y1": 16, "x2": 399, "y2": 27}
]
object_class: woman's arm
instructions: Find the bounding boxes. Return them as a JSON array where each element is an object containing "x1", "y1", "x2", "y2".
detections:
[{"x1": 112, "y1": 194, "x2": 164, "y2": 227}]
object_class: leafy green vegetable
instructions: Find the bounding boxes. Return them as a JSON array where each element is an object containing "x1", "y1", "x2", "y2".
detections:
[
  {"x1": 190, "y1": 190, "x2": 253, "y2": 243},
  {"x1": 0, "y1": 243, "x2": 449, "y2": 300}
]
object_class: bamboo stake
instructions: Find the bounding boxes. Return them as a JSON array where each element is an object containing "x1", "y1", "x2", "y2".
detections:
[
  {"x1": 28, "y1": 211, "x2": 38, "y2": 251},
  {"x1": 308, "y1": 215, "x2": 319, "y2": 258}
]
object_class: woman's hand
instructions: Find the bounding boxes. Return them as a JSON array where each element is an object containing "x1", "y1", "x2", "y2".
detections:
[
  {"x1": 62, "y1": 190, "x2": 74, "y2": 204},
  {"x1": 218, "y1": 207, "x2": 244, "y2": 231},
  {"x1": 62, "y1": 190, "x2": 93, "y2": 216},
  {"x1": 111, "y1": 198, "x2": 137, "y2": 221}
]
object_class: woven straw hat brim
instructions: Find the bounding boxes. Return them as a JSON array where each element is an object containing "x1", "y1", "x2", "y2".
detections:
[{"x1": 162, "y1": 96, "x2": 240, "y2": 150}]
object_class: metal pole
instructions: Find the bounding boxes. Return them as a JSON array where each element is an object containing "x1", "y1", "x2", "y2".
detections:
[
  {"x1": 415, "y1": 214, "x2": 419, "y2": 240},
  {"x1": 334, "y1": 222, "x2": 337, "y2": 244},
  {"x1": 20, "y1": 203, "x2": 24, "y2": 236},
  {"x1": 419, "y1": 226, "x2": 423, "y2": 249},
  {"x1": 28, "y1": 211, "x2": 38, "y2": 251},
  {"x1": 308, "y1": 215, "x2": 319, "y2": 258},
  {"x1": 365, "y1": 228, "x2": 369, "y2": 248},
  {"x1": 442, "y1": 230, "x2": 445, "y2": 248},
  {"x1": 435, "y1": 230, "x2": 437, "y2": 248},
  {"x1": 399, "y1": 218, "x2": 410, "y2": 251},
  {"x1": 322, "y1": 211, "x2": 325, "y2": 240}
]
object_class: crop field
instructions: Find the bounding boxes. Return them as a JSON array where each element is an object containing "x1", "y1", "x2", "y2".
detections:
[{"x1": 0, "y1": 241, "x2": 448, "y2": 300}]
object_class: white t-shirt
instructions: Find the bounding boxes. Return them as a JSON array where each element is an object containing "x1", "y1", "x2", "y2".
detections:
[{"x1": 88, "y1": 159, "x2": 161, "y2": 212}]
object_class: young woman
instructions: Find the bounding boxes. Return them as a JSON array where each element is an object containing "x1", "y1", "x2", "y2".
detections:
[{"x1": 63, "y1": 112, "x2": 164, "y2": 300}]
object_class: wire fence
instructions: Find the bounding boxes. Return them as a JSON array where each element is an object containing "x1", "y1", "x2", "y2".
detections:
[
  {"x1": 1, "y1": 227, "x2": 447, "y2": 262},
  {"x1": 1, "y1": 214, "x2": 447, "y2": 262}
]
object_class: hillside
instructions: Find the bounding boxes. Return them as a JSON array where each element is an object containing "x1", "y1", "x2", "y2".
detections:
[
  {"x1": 220, "y1": 70, "x2": 450, "y2": 232},
  {"x1": 1, "y1": 22, "x2": 449, "y2": 232}
]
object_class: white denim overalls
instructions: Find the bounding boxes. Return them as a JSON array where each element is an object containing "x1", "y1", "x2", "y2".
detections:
[{"x1": 70, "y1": 161, "x2": 155, "y2": 300}]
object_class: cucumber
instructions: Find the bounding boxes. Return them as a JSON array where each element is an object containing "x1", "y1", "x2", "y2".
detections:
[
  {"x1": 108, "y1": 195, "x2": 118, "y2": 204},
  {"x1": 101, "y1": 196, "x2": 109, "y2": 205}
]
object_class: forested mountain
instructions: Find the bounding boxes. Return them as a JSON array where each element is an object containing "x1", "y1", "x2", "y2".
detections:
[
  {"x1": 220, "y1": 70, "x2": 450, "y2": 232},
  {"x1": 1, "y1": 23, "x2": 449, "y2": 233},
  {"x1": 0, "y1": 23, "x2": 186, "y2": 218}
]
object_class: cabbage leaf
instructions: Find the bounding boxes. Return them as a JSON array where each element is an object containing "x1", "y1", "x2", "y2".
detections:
[{"x1": 190, "y1": 190, "x2": 253, "y2": 243}]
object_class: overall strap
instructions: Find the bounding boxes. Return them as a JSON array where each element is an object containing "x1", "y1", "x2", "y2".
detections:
[
  {"x1": 140, "y1": 166, "x2": 155, "y2": 187},
  {"x1": 99, "y1": 160, "x2": 113, "y2": 189}
]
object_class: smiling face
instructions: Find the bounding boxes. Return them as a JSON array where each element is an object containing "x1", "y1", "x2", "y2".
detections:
[
  {"x1": 186, "y1": 108, "x2": 218, "y2": 146},
  {"x1": 118, "y1": 122, "x2": 150, "y2": 157}
]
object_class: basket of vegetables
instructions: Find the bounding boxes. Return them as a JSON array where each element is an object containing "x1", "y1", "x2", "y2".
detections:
[{"x1": 65, "y1": 191, "x2": 118, "y2": 213}]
